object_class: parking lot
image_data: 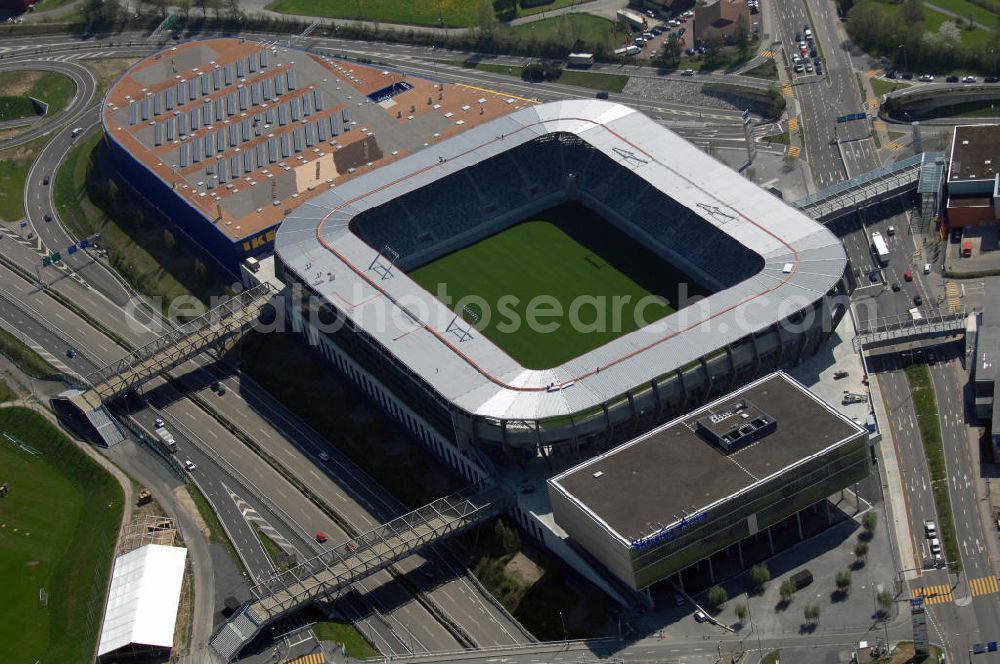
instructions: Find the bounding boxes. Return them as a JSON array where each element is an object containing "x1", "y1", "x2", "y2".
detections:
[{"x1": 627, "y1": 0, "x2": 760, "y2": 62}]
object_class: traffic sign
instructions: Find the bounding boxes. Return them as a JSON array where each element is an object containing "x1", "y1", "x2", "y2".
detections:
[{"x1": 742, "y1": 108, "x2": 751, "y2": 125}]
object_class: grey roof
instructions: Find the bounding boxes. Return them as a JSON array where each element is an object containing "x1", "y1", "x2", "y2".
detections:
[
  {"x1": 548, "y1": 372, "x2": 866, "y2": 544},
  {"x1": 274, "y1": 100, "x2": 848, "y2": 421}
]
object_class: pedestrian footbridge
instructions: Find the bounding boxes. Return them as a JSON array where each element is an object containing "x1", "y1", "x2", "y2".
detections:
[{"x1": 210, "y1": 485, "x2": 512, "y2": 661}]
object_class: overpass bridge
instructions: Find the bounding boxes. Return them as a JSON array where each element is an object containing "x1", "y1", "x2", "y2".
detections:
[
  {"x1": 793, "y1": 152, "x2": 944, "y2": 225},
  {"x1": 853, "y1": 308, "x2": 968, "y2": 352},
  {"x1": 210, "y1": 485, "x2": 513, "y2": 661},
  {"x1": 52, "y1": 283, "x2": 274, "y2": 446}
]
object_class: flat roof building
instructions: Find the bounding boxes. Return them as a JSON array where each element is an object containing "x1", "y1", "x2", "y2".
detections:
[
  {"x1": 946, "y1": 125, "x2": 1000, "y2": 227},
  {"x1": 548, "y1": 372, "x2": 869, "y2": 595}
]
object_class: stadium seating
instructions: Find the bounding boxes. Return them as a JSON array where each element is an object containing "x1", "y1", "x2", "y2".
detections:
[{"x1": 349, "y1": 135, "x2": 762, "y2": 287}]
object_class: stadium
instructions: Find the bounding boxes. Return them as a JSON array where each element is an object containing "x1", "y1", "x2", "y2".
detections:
[{"x1": 272, "y1": 99, "x2": 854, "y2": 481}]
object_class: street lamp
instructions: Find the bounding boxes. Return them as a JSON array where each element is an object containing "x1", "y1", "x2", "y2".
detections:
[
  {"x1": 559, "y1": 610, "x2": 568, "y2": 641},
  {"x1": 897, "y1": 43, "x2": 908, "y2": 73}
]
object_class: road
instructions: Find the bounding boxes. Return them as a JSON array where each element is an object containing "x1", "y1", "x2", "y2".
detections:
[{"x1": 0, "y1": 59, "x2": 96, "y2": 150}]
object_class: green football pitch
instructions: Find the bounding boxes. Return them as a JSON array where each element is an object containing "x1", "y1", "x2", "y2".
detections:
[
  {"x1": 0, "y1": 407, "x2": 123, "y2": 663},
  {"x1": 409, "y1": 204, "x2": 704, "y2": 369}
]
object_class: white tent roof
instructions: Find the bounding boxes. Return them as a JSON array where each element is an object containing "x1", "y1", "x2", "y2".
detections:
[{"x1": 97, "y1": 543, "x2": 187, "y2": 656}]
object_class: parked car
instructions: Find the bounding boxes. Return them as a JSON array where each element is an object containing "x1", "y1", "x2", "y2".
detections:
[
  {"x1": 682, "y1": 68, "x2": 694, "y2": 76},
  {"x1": 833, "y1": 370, "x2": 849, "y2": 379},
  {"x1": 805, "y1": 63, "x2": 813, "y2": 72},
  {"x1": 986, "y1": 76, "x2": 999, "y2": 83},
  {"x1": 885, "y1": 69, "x2": 897, "y2": 79},
  {"x1": 946, "y1": 75, "x2": 959, "y2": 83},
  {"x1": 596, "y1": 91, "x2": 609, "y2": 99},
  {"x1": 891, "y1": 282, "x2": 901, "y2": 292},
  {"x1": 887, "y1": 224, "x2": 896, "y2": 235},
  {"x1": 904, "y1": 271, "x2": 913, "y2": 281},
  {"x1": 694, "y1": 610, "x2": 709, "y2": 623},
  {"x1": 924, "y1": 262, "x2": 932, "y2": 274},
  {"x1": 914, "y1": 294, "x2": 923, "y2": 306},
  {"x1": 964, "y1": 75, "x2": 977, "y2": 82},
  {"x1": 869, "y1": 271, "x2": 880, "y2": 283},
  {"x1": 919, "y1": 74, "x2": 934, "y2": 81},
  {"x1": 794, "y1": 64, "x2": 804, "y2": 73},
  {"x1": 815, "y1": 64, "x2": 823, "y2": 75},
  {"x1": 794, "y1": 32, "x2": 802, "y2": 41},
  {"x1": 901, "y1": 72, "x2": 914, "y2": 80},
  {"x1": 316, "y1": 531, "x2": 329, "y2": 543}
]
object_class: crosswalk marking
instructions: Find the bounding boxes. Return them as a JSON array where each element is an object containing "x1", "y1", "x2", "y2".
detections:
[
  {"x1": 788, "y1": 145, "x2": 801, "y2": 157},
  {"x1": 970, "y1": 575, "x2": 999, "y2": 597},
  {"x1": 886, "y1": 141, "x2": 902, "y2": 152},
  {"x1": 285, "y1": 653, "x2": 326, "y2": 664},
  {"x1": 782, "y1": 83, "x2": 794, "y2": 98},
  {"x1": 866, "y1": 98, "x2": 878, "y2": 110},
  {"x1": 913, "y1": 583, "x2": 953, "y2": 605},
  {"x1": 788, "y1": 117, "x2": 799, "y2": 132},
  {"x1": 874, "y1": 120, "x2": 888, "y2": 132},
  {"x1": 946, "y1": 282, "x2": 961, "y2": 313},
  {"x1": 865, "y1": 68, "x2": 881, "y2": 78},
  {"x1": 758, "y1": 49, "x2": 776, "y2": 58}
]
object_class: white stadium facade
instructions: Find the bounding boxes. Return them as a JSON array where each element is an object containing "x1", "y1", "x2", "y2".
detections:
[{"x1": 271, "y1": 99, "x2": 853, "y2": 485}]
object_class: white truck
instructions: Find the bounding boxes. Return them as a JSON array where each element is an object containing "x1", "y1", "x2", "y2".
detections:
[
  {"x1": 568, "y1": 52, "x2": 595, "y2": 67},
  {"x1": 155, "y1": 427, "x2": 178, "y2": 453},
  {"x1": 870, "y1": 231, "x2": 890, "y2": 266},
  {"x1": 614, "y1": 45, "x2": 641, "y2": 57}
]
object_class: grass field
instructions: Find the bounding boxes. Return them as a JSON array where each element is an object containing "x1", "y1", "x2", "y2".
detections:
[
  {"x1": 409, "y1": 203, "x2": 699, "y2": 369},
  {"x1": 0, "y1": 407, "x2": 123, "y2": 663},
  {"x1": 928, "y1": 0, "x2": 999, "y2": 28},
  {"x1": 265, "y1": 0, "x2": 478, "y2": 26},
  {"x1": 870, "y1": 78, "x2": 910, "y2": 97},
  {"x1": 453, "y1": 60, "x2": 629, "y2": 92},
  {"x1": 873, "y1": 0, "x2": 992, "y2": 47},
  {"x1": 302, "y1": 606, "x2": 379, "y2": 658},
  {"x1": 0, "y1": 135, "x2": 50, "y2": 222},
  {"x1": 502, "y1": 14, "x2": 626, "y2": 51},
  {"x1": 0, "y1": 326, "x2": 58, "y2": 377},
  {"x1": 0, "y1": 71, "x2": 75, "y2": 122}
]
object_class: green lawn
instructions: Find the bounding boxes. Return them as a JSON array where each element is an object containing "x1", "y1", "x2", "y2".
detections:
[
  {"x1": 302, "y1": 606, "x2": 379, "y2": 657},
  {"x1": 926, "y1": 0, "x2": 999, "y2": 28},
  {"x1": 409, "y1": 210, "x2": 681, "y2": 369},
  {"x1": 454, "y1": 60, "x2": 629, "y2": 92},
  {"x1": 0, "y1": 407, "x2": 123, "y2": 664},
  {"x1": 0, "y1": 97, "x2": 39, "y2": 122},
  {"x1": 28, "y1": 0, "x2": 79, "y2": 11},
  {"x1": 870, "y1": 78, "x2": 911, "y2": 97},
  {"x1": 265, "y1": 0, "x2": 478, "y2": 27},
  {"x1": 502, "y1": 13, "x2": 627, "y2": 51},
  {"x1": 0, "y1": 135, "x2": 49, "y2": 222},
  {"x1": 742, "y1": 60, "x2": 778, "y2": 80},
  {"x1": 873, "y1": 0, "x2": 992, "y2": 46},
  {"x1": 905, "y1": 364, "x2": 962, "y2": 571},
  {"x1": 518, "y1": 0, "x2": 594, "y2": 18},
  {"x1": 0, "y1": 378, "x2": 15, "y2": 402},
  {"x1": 0, "y1": 71, "x2": 76, "y2": 119},
  {"x1": 0, "y1": 326, "x2": 58, "y2": 378}
]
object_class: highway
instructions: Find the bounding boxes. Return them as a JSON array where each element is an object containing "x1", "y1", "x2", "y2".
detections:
[{"x1": 0, "y1": 59, "x2": 96, "y2": 150}]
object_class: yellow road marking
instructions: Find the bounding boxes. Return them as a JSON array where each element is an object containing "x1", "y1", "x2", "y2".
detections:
[{"x1": 788, "y1": 145, "x2": 801, "y2": 157}]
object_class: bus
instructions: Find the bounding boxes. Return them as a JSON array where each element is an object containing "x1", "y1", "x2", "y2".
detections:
[{"x1": 871, "y1": 231, "x2": 890, "y2": 266}]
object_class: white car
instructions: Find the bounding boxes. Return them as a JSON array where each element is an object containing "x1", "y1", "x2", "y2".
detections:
[
  {"x1": 887, "y1": 225, "x2": 895, "y2": 235},
  {"x1": 929, "y1": 537, "x2": 941, "y2": 555},
  {"x1": 154, "y1": 418, "x2": 165, "y2": 428},
  {"x1": 964, "y1": 75, "x2": 977, "y2": 83},
  {"x1": 184, "y1": 459, "x2": 197, "y2": 472},
  {"x1": 919, "y1": 74, "x2": 934, "y2": 82},
  {"x1": 924, "y1": 520, "x2": 936, "y2": 537},
  {"x1": 318, "y1": 451, "x2": 331, "y2": 462}
]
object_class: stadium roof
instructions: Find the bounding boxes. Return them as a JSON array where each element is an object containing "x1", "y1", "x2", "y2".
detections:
[
  {"x1": 275, "y1": 100, "x2": 848, "y2": 421},
  {"x1": 97, "y1": 544, "x2": 187, "y2": 656},
  {"x1": 548, "y1": 371, "x2": 866, "y2": 545}
]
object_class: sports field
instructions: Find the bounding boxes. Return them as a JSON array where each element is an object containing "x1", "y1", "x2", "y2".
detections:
[
  {"x1": 0, "y1": 407, "x2": 123, "y2": 662},
  {"x1": 409, "y1": 203, "x2": 705, "y2": 369}
]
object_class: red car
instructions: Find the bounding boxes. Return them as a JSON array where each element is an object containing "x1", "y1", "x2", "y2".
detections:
[
  {"x1": 315, "y1": 532, "x2": 328, "y2": 543},
  {"x1": 904, "y1": 271, "x2": 913, "y2": 281}
]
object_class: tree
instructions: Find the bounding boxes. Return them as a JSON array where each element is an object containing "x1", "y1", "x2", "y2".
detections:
[
  {"x1": 476, "y1": 0, "x2": 496, "y2": 38},
  {"x1": 854, "y1": 541, "x2": 869, "y2": 563},
  {"x1": 734, "y1": 14, "x2": 752, "y2": 58},
  {"x1": 862, "y1": 511, "x2": 878, "y2": 535},
  {"x1": 193, "y1": 0, "x2": 209, "y2": 17},
  {"x1": 708, "y1": 585, "x2": 728, "y2": 609},
  {"x1": 494, "y1": 519, "x2": 520, "y2": 554},
  {"x1": 175, "y1": 0, "x2": 192, "y2": 24},
  {"x1": 163, "y1": 229, "x2": 176, "y2": 250},
  {"x1": 804, "y1": 604, "x2": 820, "y2": 624},
  {"x1": 779, "y1": 579, "x2": 796, "y2": 602},
  {"x1": 836, "y1": 571, "x2": 852, "y2": 594},
  {"x1": 876, "y1": 589, "x2": 894, "y2": 615},
  {"x1": 750, "y1": 563, "x2": 771, "y2": 590},
  {"x1": 902, "y1": 0, "x2": 924, "y2": 26},
  {"x1": 735, "y1": 604, "x2": 747, "y2": 624}
]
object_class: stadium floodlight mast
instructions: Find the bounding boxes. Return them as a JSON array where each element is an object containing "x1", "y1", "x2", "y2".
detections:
[
  {"x1": 611, "y1": 146, "x2": 648, "y2": 166},
  {"x1": 368, "y1": 244, "x2": 400, "y2": 280},
  {"x1": 446, "y1": 305, "x2": 479, "y2": 343}
]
